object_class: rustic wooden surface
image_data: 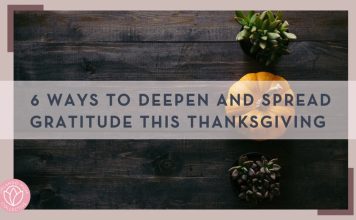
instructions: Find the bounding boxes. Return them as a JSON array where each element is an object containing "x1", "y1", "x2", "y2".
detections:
[
  {"x1": 14, "y1": 11, "x2": 348, "y2": 81},
  {"x1": 14, "y1": 11, "x2": 348, "y2": 209},
  {"x1": 15, "y1": 140, "x2": 348, "y2": 209}
]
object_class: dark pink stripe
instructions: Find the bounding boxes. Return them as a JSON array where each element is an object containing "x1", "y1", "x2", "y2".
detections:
[
  {"x1": 7, "y1": 5, "x2": 44, "y2": 52},
  {"x1": 318, "y1": 168, "x2": 354, "y2": 215}
]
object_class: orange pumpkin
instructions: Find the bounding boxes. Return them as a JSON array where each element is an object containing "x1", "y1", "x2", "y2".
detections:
[{"x1": 225, "y1": 72, "x2": 295, "y2": 139}]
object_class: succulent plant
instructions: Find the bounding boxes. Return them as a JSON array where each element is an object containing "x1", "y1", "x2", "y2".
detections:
[
  {"x1": 234, "y1": 11, "x2": 297, "y2": 66},
  {"x1": 229, "y1": 154, "x2": 281, "y2": 203}
]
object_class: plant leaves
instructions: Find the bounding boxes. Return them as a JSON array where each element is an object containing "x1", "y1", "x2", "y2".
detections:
[
  {"x1": 281, "y1": 20, "x2": 289, "y2": 30},
  {"x1": 235, "y1": 17, "x2": 247, "y2": 26},
  {"x1": 228, "y1": 165, "x2": 242, "y2": 172},
  {"x1": 261, "y1": 19, "x2": 269, "y2": 29},
  {"x1": 272, "y1": 164, "x2": 281, "y2": 171},
  {"x1": 250, "y1": 44, "x2": 258, "y2": 54},
  {"x1": 259, "y1": 41, "x2": 266, "y2": 49},
  {"x1": 231, "y1": 169, "x2": 239, "y2": 179},
  {"x1": 275, "y1": 11, "x2": 283, "y2": 20},
  {"x1": 243, "y1": 160, "x2": 254, "y2": 166},
  {"x1": 260, "y1": 167, "x2": 266, "y2": 173},
  {"x1": 270, "y1": 158, "x2": 278, "y2": 163},
  {"x1": 267, "y1": 32, "x2": 280, "y2": 40},
  {"x1": 256, "y1": 160, "x2": 262, "y2": 167},
  {"x1": 236, "y1": 29, "x2": 248, "y2": 41},
  {"x1": 260, "y1": 11, "x2": 268, "y2": 20},
  {"x1": 233, "y1": 10, "x2": 294, "y2": 66},
  {"x1": 269, "y1": 20, "x2": 281, "y2": 30},
  {"x1": 247, "y1": 11, "x2": 255, "y2": 19},
  {"x1": 235, "y1": 11, "x2": 245, "y2": 19},
  {"x1": 267, "y1": 11, "x2": 274, "y2": 22},
  {"x1": 238, "y1": 192, "x2": 245, "y2": 199},
  {"x1": 284, "y1": 32, "x2": 297, "y2": 40},
  {"x1": 255, "y1": 16, "x2": 262, "y2": 28},
  {"x1": 239, "y1": 155, "x2": 248, "y2": 165},
  {"x1": 249, "y1": 13, "x2": 257, "y2": 25},
  {"x1": 251, "y1": 26, "x2": 257, "y2": 33},
  {"x1": 248, "y1": 168, "x2": 255, "y2": 176}
]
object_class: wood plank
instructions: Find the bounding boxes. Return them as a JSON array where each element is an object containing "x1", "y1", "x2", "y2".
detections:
[
  {"x1": 14, "y1": 11, "x2": 348, "y2": 42},
  {"x1": 13, "y1": 10, "x2": 349, "y2": 210},
  {"x1": 14, "y1": 140, "x2": 348, "y2": 209},
  {"x1": 14, "y1": 41, "x2": 347, "y2": 81}
]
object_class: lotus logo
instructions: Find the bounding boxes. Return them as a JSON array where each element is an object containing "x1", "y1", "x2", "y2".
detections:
[
  {"x1": 0, "y1": 179, "x2": 31, "y2": 212},
  {"x1": 3, "y1": 185, "x2": 24, "y2": 207}
]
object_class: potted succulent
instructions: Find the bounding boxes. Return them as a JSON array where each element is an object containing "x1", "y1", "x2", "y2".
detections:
[
  {"x1": 234, "y1": 11, "x2": 297, "y2": 66},
  {"x1": 229, "y1": 153, "x2": 281, "y2": 203}
]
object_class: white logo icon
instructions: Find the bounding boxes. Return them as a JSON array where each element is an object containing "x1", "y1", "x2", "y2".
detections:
[{"x1": 3, "y1": 185, "x2": 24, "y2": 207}]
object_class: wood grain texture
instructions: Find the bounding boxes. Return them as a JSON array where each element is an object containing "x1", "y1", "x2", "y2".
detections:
[
  {"x1": 14, "y1": 41, "x2": 347, "y2": 80},
  {"x1": 14, "y1": 11, "x2": 348, "y2": 209},
  {"x1": 14, "y1": 11, "x2": 347, "y2": 42},
  {"x1": 14, "y1": 140, "x2": 348, "y2": 209}
]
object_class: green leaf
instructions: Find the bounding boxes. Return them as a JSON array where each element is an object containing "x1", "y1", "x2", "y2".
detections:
[
  {"x1": 250, "y1": 44, "x2": 258, "y2": 54},
  {"x1": 269, "y1": 20, "x2": 281, "y2": 30},
  {"x1": 261, "y1": 35, "x2": 267, "y2": 41},
  {"x1": 270, "y1": 158, "x2": 278, "y2": 163},
  {"x1": 235, "y1": 17, "x2": 247, "y2": 26},
  {"x1": 259, "y1": 41, "x2": 266, "y2": 49},
  {"x1": 267, "y1": 11, "x2": 275, "y2": 22},
  {"x1": 249, "y1": 13, "x2": 257, "y2": 25},
  {"x1": 243, "y1": 160, "x2": 254, "y2": 166},
  {"x1": 275, "y1": 11, "x2": 283, "y2": 20},
  {"x1": 255, "y1": 16, "x2": 262, "y2": 28},
  {"x1": 267, "y1": 32, "x2": 280, "y2": 40},
  {"x1": 261, "y1": 19, "x2": 269, "y2": 29},
  {"x1": 228, "y1": 166, "x2": 242, "y2": 172},
  {"x1": 236, "y1": 29, "x2": 248, "y2": 41},
  {"x1": 260, "y1": 11, "x2": 268, "y2": 20},
  {"x1": 273, "y1": 164, "x2": 281, "y2": 170},
  {"x1": 247, "y1": 11, "x2": 255, "y2": 19},
  {"x1": 235, "y1": 11, "x2": 245, "y2": 19},
  {"x1": 251, "y1": 26, "x2": 257, "y2": 33},
  {"x1": 281, "y1": 20, "x2": 289, "y2": 30},
  {"x1": 284, "y1": 32, "x2": 297, "y2": 40}
]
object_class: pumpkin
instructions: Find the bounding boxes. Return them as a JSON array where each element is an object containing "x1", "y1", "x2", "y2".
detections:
[{"x1": 225, "y1": 72, "x2": 295, "y2": 139}]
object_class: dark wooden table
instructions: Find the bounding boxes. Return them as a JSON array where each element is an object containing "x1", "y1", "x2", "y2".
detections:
[{"x1": 14, "y1": 11, "x2": 348, "y2": 209}]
